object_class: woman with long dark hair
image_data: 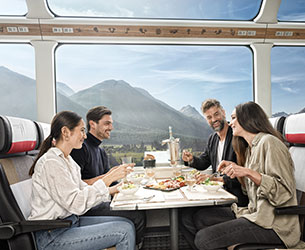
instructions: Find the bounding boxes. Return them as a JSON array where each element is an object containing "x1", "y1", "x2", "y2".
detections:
[
  {"x1": 28, "y1": 111, "x2": 135, "y2": 250},
  {"x1": 193, "y1": 102, "x2": 302, "y2": 250}
]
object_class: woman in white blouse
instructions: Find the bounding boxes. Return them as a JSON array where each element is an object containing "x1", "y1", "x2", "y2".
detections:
[{"x1": 28, "y1": 111, "x2": 135, "y2": 250}]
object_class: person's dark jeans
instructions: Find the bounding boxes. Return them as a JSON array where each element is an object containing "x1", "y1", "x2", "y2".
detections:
[
  {"x1": 181, "y1": 206, "x2": 283, "y2": 250},
  {"x1": 85, "y1": 201, "x2": 146, "y2": 245}
]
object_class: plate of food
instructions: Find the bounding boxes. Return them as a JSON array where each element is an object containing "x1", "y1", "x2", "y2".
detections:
[
  {"x1": 145, "y1": 178, "x2": 185, "y2": 192},
  {"x1": 201, "y1": 178, "x2": 223, "y2": 192},
  {"x1": 118, "y1": 183, "x2": 140, "y2": 195},
  {"x1": 127, "y1": 173, "x2": 145, "y2": 184}
]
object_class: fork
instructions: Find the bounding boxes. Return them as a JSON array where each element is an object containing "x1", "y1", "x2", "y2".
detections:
[
  {"x1": 210, "y1": 171, "x2": 221, "y2": 178},
  {"x1": 204, "y1": 172, "x2": 220, "y2": 182},
  {"x1": 143, "y1": 195, "x2": 155, "y2": 202}
]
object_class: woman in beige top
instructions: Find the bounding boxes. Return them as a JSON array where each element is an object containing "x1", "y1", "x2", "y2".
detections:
[{"x1": 193, "y1": 102, "x2": 301, "y2": 250}]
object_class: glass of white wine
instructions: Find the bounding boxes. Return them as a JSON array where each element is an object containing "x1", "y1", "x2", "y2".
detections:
[
  {"x1": 185, "y1": 172, "x2": 196, "y2": 191},
  {"x1": 145, "y1": 166, "x2": 156, "y2": 184},
  {"x1": 121, "y1": 156, "x2": 133, "y2": 183},
  {"x1": 172, "y1": 165, "x2": 182, "y2": 178}
]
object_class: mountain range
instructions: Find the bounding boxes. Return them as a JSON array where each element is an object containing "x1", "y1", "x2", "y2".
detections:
[
  {"x1": 0, "y1": 66, "x2": 211, "y2": 145},
  {"x1": 2, "y1": 66, "x2": 303, "y2": 145}
]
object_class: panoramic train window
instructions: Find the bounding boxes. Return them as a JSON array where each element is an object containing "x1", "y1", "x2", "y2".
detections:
[
  {"x1": 1, "y1": 0, "x2": 27, "y2": 16},
  {"x1": 55, "y1": 45, "x2": 252, "y2": 166},
  {"x1": 47, "y1": 0, "x2": 262, "y2": 20},
  {"x1": 0, "y1": 44, "x2": 36, "y2": 120},
  {"x1": 278, "y1": 0, "x2": 305, "y2": 21},
  {"x1": 271, "y1": 47, "x2": 305, "y2": 116}
]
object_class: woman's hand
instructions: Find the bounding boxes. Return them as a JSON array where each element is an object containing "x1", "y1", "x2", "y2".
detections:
[
  {"x1": 109, "y1": 182, "x2": 122, "y2": 195},
  {"x1": 221, "y1": 162, "x2": 246, "y2": 179},
  {"x1": 218, "y1": 160, "x2": 244, "y2": 178},
  {"x1": 218, "y1": 160, "x2": 262, "y2": 186},
  {"x1": 195, "y1": 173, "x2": 210, "y2": 184}
]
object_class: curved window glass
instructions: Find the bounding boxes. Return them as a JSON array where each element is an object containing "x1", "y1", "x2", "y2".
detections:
[
  {"x1": 271, "y1": 47, "x2": 305, "y2": 116},
  {"x1": 0, "y1": 0, "x2": 27, "y2": 16},
  {"x1": 55, "y1": 45, "x2": 252, "y2": 165},
  {"x1": 0, "y1": 44, "x2": 36, "y2": 120},
  {"x1": 278, "y1": 0, "x2": 305, "y2": 22},
  {"x1": 47, "y1": 0, "x2": 262, "y2": 20}
]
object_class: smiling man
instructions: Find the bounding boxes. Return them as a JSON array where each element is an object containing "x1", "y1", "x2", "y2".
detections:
[
  {"x1": 70, "y1": 106, "x2": 146, "y2": 248},
  {"x1": 180, "y1": 99, "x2": 248, "y2": 250},
  {"x1": 71, "y1": 106, "x2": 115, "y2": 183},
  {"x1": 182, "y1": 99, "x2": 248, "y2": 203},
  {"x1": 183, "y1": 99, "x2": 236, "y2": 175}
]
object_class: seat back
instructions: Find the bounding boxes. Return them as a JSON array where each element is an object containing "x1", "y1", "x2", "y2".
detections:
[
  {"x1": 0, "y1": 115, "x2": 50, "y2": 250},
  {"x1": 284, "y1": 113, "x2": 305, "y2": 241},
  {"x1": 0, "y1": 164, "x2": 36, "y2": 250},
  {"x1": 269, "y1": 116, "x2": 286, "y2": 135},
  {"x1": 10, "y1": 179, "x2": 33, "y2": 219},
  {"x1": 0, "y1": 115, "x2": 50, "y2": 185}
]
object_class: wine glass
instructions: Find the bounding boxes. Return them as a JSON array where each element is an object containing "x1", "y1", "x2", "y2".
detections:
[
  {"x1": 145, "y1": 166, "x2": 156, "y2": 184},
  {"x1": 185, "y1": 172, "x2": 196, "y2": 191},
  {"x1": 121, "y1": 156, "x2": 132, "y2": 164},
  {"x1": 172, "y1": 165, "x2": 182, "y2": 178},
  {"x1": 121, "y1": 156, "x2": 133, "y2": 183}
]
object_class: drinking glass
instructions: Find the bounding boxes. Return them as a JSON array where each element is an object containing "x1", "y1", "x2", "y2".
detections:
[
  {"x1": 172, "y1": 165, "x2": 182, "y2": 178},
  {"x1": 185, "y1": 172, "x2": 196, "y2": 191},
  {"x1": 121, "y1": 156, "x2": 132, "y2": 164},
  {"x1": 121, "y1": 156, "x2": 133, "y2": 183},
  {"x1": 145, "y1": 167, "x2": 156, "y2": 184}
]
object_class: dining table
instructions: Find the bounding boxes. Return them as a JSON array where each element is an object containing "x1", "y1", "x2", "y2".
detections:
[{"x1": 110, "y1": 174, "x2": 237, "y2": 250}]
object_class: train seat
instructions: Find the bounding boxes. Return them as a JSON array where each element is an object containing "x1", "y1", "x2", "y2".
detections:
[
  {"x1": 269, "y1": 116, "x2": 286, "y2": 134},
  {"x1": 0, "y1": 115, "x2": 41, "y2": 184},
  {"x1": 0, "y1": 115, "x2": 72, "y2": 250},
  {"x1": 234, "y1": 113, "x2": 305, "y2": 250}
]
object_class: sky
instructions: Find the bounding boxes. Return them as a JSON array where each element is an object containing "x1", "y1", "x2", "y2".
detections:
[{"x1": 1, "y1": 0, "x2": 305, "y2": 115}]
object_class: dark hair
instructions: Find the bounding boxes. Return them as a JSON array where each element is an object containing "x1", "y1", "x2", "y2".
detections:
[
  {"x1": 86, "y1": 106, "x2": 112, "y2": 131},
  {"x1": 29, "y1": 111, "x2": 82, "y2": 176},
  {"x1": 201, "y1": 99, "x2": 223, "y2": 114},
  {"x1": 232, "y1": 101, "x2": 284, "y2": 166}
]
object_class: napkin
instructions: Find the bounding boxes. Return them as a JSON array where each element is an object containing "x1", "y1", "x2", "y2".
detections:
[
  {"x1": 114, "y1": 187, "x2": 165, "y2": 203},
  {"x1": 181, "y1": 185, "x2": 236, "y2": 201}
]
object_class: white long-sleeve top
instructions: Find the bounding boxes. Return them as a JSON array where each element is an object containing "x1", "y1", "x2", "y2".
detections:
[{"x1": 28, "y1": 147, "x2": 110, "y2": 220}]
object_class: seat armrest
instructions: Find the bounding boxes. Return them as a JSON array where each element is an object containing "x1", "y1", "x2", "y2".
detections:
[
  {"x1": 275, "y1": 205, "x2": 305, "y2": 215},
  {"x1": 0, "y1": 220, "x2": 72, "y2": 240},
  {"x1": 0, "y1": 223, "x2": 16, "y2": 239}
]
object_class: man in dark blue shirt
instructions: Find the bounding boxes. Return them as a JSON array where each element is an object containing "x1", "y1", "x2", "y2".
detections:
[{"x1": 71, "y1": 106, "x2": 146, "y2": 247}]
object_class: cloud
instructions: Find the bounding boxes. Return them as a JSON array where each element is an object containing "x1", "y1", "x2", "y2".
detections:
[
  {"x1": 151, "y1": 69, "x2": 246, "y2": 84},
  {"x1": 49, "y1": 3, "x2": 134, "y2": 17},
  {"x1": 278, "y1": 13, "x2": 305, "y2": 21},
  {"x1": 281, "y1": 86, "x2": 298, "y2": 93},
  {"x1": 272, "y1": 74, "x2": 304, "y2": 84},
  {"x1": 150, "y1": 82, "x2": 181, "y2": 95}
]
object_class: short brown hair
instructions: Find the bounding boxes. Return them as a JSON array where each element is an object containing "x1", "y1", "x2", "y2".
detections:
[
  {"x1": 201, "y1": 99, "x2": 223, "y2": 114},
  {"x1": 86, "y1": 106, "x2": 112, "y2": 131}
]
